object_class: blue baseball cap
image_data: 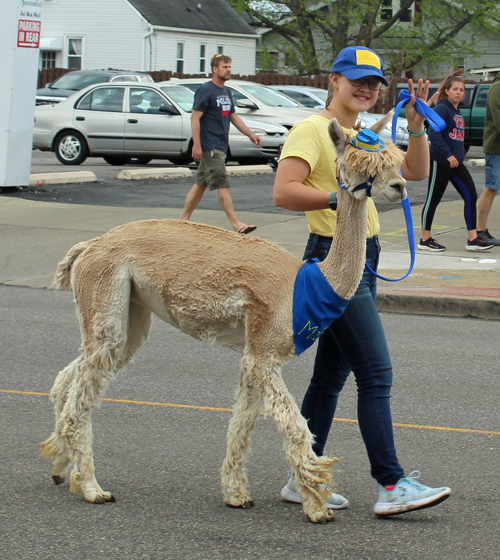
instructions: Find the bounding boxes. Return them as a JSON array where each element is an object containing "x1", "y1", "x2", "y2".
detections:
[{"x1": 331, "y1": 46, "x2": 388, "y2": 87}]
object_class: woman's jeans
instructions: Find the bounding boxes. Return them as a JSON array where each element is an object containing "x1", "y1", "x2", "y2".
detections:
[{"x1": 301, "y1": 234, "x2": 404, "y2": 486}]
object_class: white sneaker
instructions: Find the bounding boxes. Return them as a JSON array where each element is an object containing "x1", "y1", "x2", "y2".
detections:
[
  {"x1": 374, "y1": 471, "x2": 451, "y2": 516},
  {"x1": 280, "y1": 474, "x2": 349, "y2": 510}
]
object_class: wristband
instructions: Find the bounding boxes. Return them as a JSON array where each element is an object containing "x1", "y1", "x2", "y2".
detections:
[
  {"x1": 328, "y1": 191, "x2": 337, "y2": 211},
  {"x1": 407, "y1": 129, "x2": 426, "y2": 137}
]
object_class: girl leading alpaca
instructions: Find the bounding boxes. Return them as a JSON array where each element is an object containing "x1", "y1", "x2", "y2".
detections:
[{"x1": 274, "y1": 46, "x2": 451, "y2": 516}]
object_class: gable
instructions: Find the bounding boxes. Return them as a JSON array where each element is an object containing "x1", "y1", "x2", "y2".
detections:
[{"x1": 127, "y1": 0, "x2": 257, "y2": 36}]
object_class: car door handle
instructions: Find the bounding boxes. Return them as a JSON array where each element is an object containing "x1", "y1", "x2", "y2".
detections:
[
  {"x1": 127, "y1": 119, "x2": 138, "y2": 123},
  {"x1": 76, "y1": 116, "x2": 85, "y2": 121}
]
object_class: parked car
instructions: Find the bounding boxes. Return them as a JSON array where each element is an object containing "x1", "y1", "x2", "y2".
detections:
[
  {"x1": 269, "y1": 84, "x2": 409, "y2": 147},
  {"x1": 36, "y1": 69, "x2": 155, "y2": 105},
  {"x1": 268, "y1": 85, "x2": 328, "y2": 109},
  {"x1": 358, "y1": 111, "x2": 409, "y2": 148},
  {"x1": 393, "y1": 82, "x2": 492, "y2": 149},
  {"x1": 33, "y1": 82, "x2": 287, "y2": 166},
  {"x1": 162, "y1": 78, "x2": 316, "y2": 129}
]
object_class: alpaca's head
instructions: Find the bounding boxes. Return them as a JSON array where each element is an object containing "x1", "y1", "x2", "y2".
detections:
[{"x1": 328, "y1": 113, "x2": 406, "y2": 203}]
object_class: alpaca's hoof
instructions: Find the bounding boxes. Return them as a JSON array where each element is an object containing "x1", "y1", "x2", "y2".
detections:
[
  {"x1": 85, "y1": 490, "x2": 116, "y2": 504},
  {"x1": 225, "y1": 499, "x2": 255, "y2": 509},
  {"x1": 308, "y1": 509, "x2": 335, "y2": 524},
  {"x1": 52, "y1": 475, "x2": 65, "y2": 485}
]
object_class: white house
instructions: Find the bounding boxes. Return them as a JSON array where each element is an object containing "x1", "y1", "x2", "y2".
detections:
[{"x1": 39, "y1": 0, "x2": 258, "y2": 75}]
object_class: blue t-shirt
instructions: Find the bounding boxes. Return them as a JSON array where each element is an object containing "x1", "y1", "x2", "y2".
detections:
[
  {"x1": 428, "y1": 99, "x2": 466, "y2": 165},
  {"x1": 193, "y1": 81, "x2": 235, "y2": 152}
]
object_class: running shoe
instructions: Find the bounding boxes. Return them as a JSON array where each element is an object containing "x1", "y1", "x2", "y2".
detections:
[
  {"x1": 466, "y1": 237, "x2": 494, "y2": 251},
  {"x1": 281, "y1": 474, "x2": 349, "y2": 510},
  {"x1": 477, "y1": 229, "x2": 500, "y2": 246},
  {"x1": 417, "y1": 237, "x2": 446, "y2": 252},
  {"x1": 374, "y1": 471, "x2": 451, "y2": 516}
]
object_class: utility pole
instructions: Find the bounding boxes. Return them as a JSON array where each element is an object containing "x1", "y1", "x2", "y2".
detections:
[{"x1": 0, "y1": 0, "x2": 43, "y2": 187}]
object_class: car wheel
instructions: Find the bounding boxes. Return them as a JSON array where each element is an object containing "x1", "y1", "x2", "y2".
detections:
[
  {"x1": 168, "y1": 157, "x2": 192, "y2": 166},
  {"x1": 103, "y1": 155, "x2": 132, "y2": 165},
  {"x1": 54, "y1": 131, "x2": 89, "y2": 165},
  {"x1": 132, "y1": 157, "x2": 152, "y2": 165},
  {"x1": 236, "y1": 157, "x2": 270, "y2": 166}
]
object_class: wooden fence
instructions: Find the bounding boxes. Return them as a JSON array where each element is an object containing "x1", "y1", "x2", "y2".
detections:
[{"x1": 37, "y1": 68, "x2": 416, "y2": 114}]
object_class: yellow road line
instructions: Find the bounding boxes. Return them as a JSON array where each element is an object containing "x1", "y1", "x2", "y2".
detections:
[{"x1": 2, "y1": 388, "x2": 500, "y2": 436}]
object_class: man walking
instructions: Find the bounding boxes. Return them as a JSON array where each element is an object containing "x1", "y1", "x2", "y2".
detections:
[
  {"x1": 477, "y1": 74, "x2": 500, "y2": 245},
  {"x1": 180, "y1": 54, "x2": 262, "y2": 234}
]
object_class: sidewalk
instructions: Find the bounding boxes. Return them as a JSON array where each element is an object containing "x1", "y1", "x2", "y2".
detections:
[{"x1": 1, "y1": 186, "x2": 500, "y2": 320}]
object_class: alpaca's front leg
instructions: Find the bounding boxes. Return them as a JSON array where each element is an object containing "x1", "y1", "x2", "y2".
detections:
[
  {"x1": 252, "y1": 356, "x2": 338, "y2": 523},
  {"x1": 221, "y1": 368, "x2": 263, "y2": 508}
]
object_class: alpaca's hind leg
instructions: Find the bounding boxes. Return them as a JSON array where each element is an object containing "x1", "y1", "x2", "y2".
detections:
[
  {"x1": 221, "y1": 368, "x2": 263, "y2": 509},
  {"x1": 247, "y1": 353, "x2": 338, "y2": 523},
  {"x1": 41, "y1": 356, "x2": 84, "y2": 484},
  {"x1": 60, "y1": 358, "x2": 118, "y2": 503},
  {"x1": 63, "y1": 300, "x2": 152, "y2": 503}
]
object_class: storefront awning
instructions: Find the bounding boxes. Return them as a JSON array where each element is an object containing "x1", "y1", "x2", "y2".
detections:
[{"x1": 40, "y1": 37, "x2": 63, "y2": 51}]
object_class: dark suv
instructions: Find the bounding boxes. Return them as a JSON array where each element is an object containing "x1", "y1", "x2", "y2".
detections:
[{"x1": 36, "y1": 69, "x2": 154, "y2": 105}]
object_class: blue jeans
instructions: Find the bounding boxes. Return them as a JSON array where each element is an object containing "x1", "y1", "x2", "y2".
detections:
[
  {"x1": 485, "y1": 154, "x2": 500, "y2": 191},
  {"x1": 301, "y1": 234, "x2": 404, "y2": 486}
]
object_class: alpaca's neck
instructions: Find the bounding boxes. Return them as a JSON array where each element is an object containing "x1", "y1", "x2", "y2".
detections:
[{"x1": 318, "y1": 188, "x2": 368, "y2": 300}]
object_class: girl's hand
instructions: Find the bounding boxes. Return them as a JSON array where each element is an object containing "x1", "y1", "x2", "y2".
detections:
[
  {"x1": 448, "y1": 155, "x2": 459, "y2": 168},
  {"x1": 404, "y1": 79, "x2": 438, "y2": 129}
]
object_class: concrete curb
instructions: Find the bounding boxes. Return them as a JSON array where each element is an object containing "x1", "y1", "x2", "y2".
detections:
[
  {"x1": 29, "y1": 171, "x2": 97, "y2": 185},
  {"x1": 377, "y1": 291, "x2": 500, "y2": 321},
  {"x1": 226, "y1": 164, "x2": 274, "y2": 175},
  {"x1": 466, "y1": 159, "x2": 485, "y2": 167},
  {"x1": 116, "y1": 168, "x2": 193, "y2": 180}
]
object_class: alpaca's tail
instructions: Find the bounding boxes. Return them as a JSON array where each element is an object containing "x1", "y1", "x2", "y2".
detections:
[{"x1": 52, "y1": 240, "x2": 94, "y2": 291}]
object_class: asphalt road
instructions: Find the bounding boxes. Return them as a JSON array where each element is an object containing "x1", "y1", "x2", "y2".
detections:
[
  {"x1": 1, "y1": 285, "x2": 499, "y2": 560},
  {"x1": 6, "y1": 149, "x2": 488, "y2": 214}
]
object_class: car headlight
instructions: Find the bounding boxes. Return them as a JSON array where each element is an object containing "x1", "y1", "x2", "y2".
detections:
[{"x1": 248, "y1": 128, "x2": 268, "y2": 136}]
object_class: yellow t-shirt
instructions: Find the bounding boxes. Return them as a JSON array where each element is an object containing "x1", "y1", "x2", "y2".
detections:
[{"x1": 279, "y1": 115, "x2": 380, "y2": 238}]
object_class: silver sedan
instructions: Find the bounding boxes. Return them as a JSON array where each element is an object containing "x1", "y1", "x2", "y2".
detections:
[{"x1": 33, "y1": 82, "x2": 288, "y2": 166}]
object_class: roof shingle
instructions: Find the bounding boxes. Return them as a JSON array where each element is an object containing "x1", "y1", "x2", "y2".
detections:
[{"x1": 127, "y1": 0, "x2": 257, "y2": 36}]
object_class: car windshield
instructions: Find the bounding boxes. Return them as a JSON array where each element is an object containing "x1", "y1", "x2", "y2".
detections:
[
  {"x1": 160, "y1": 86, "x2": 195, "y2": 112},
  {"x1": 309, "y1": 89, "x2": 328, "y2": 102},
  {"x1": 50, "y1": 73, "x2": 112, "y2": 91},
  {"x1": 239, "y1": 84, "x2": 300, "y2": 107}
]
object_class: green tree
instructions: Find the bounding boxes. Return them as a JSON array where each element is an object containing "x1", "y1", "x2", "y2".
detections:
[{"x1": 230, "y1": 0, "x2": 500, "y2": 75}]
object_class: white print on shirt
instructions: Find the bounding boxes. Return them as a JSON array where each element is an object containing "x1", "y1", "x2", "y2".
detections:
[
  {"x1": 216, "y1": 95, "x2": 232, "y2": 116},
  {"x1": 449, "y1": 115, "x2": 465, "y2": 141}
]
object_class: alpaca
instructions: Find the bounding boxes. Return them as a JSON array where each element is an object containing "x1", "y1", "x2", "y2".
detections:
[{"x1": 41, "y1": 114, "x2": 406, "y2": 524}]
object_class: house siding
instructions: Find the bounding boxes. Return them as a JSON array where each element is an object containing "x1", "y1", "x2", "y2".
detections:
[
  {"x1": 40, "y1": 0, "x2": 257, "y2": 74},
  {"x1": 153, "y1": 33, "x2": 256, "y2": 75},
  {"x1": 40, "y1": 0, "x2": 148, "y2": 70}
]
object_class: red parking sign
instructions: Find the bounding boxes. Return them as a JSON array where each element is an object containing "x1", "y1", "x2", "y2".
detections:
[{"x1": 18, "y1": 19, "x2": 41, "y2": 48}]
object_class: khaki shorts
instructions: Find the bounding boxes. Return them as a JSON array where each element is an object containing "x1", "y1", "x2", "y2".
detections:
[{"x1": 195, "y1": 149, "x2": 231, "y2": 191}]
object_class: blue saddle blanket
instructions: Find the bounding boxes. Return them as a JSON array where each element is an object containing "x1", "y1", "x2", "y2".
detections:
[{"x1": 293, "y1": 259, "x2": 351, "y2": 355}]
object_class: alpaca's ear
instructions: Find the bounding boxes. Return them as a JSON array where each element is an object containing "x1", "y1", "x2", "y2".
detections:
[
  {"x1": 369, "y1": 110, "x2": 394, "y2": 135},
  {"x1": 328, "y1": 118, "x2": 350, "y2": 156}
]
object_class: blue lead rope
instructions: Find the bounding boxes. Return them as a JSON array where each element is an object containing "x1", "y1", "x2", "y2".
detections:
[
  {"x1": 391, "y1": 89, "x2": 446, "y2": 139},
  {"x1": 363, "y1": 89, "x2": 446, "y2": 282},
  {"x1": 365, "y1": 194, "x2": 415, "y2": 282}
]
